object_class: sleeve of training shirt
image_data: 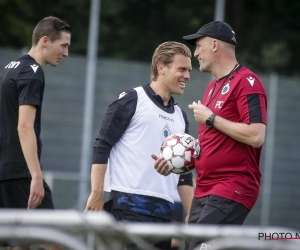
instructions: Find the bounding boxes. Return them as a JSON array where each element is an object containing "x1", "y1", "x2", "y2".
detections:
[
  {"x1": 93, "y1": 89, "x2": 138, "y2": 164},
  {"x1": 236, "y1": 74, "x2": 267, "y2": 125},
  {"x1": 18, "y1": 62, "x2": 44, "y2": 107},
  {"x1": 177, "y1": 172, "x2": 193, "y2": 187}
]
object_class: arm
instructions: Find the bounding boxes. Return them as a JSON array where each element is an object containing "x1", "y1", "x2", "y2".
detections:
[
  {"x1": 177, "y1": 184, "x2": 193, "y2": 224},
  {"x1": 18, "y1": 105, "x2": 44, "y2": 209},
  {"x1": 85, "y1": 89, "x2": 137, "y2": 211},
  {"x1": 213, "y1": 115, "x2": 265, "y2": 148},
  {"x1": 189, "y1": 100, "x2": 266, "y2": 148},
  {"x1": 177, "y1": 172, "x2": 193, "y2": 223},
  {"x1": 85, "y1": 163, "x2": 107, "y2": 211}
]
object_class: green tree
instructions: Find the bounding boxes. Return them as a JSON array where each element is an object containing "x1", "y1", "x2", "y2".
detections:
[
  {"x1": 0, "y1": 0, "x2": 300, "y2": 76},
  {"x1": 261, "y1": 42, "x2": 291, "y2": 73}
]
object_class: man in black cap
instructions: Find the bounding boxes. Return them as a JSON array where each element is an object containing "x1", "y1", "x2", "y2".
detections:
[
  {"x1": 182, "y1": 21, "x2": 268, "y2": 249},
  {"x1": 183, "y1": 20, "x2": 237, "y2": 46}
]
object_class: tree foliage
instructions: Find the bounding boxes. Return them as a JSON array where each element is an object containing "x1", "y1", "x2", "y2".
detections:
[{"x1": 0, "y1": 0, "x2": 299, "y2": 76}]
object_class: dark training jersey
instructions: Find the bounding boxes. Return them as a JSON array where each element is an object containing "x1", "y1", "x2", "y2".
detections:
[
  {"x1": 195, "y1": 65, "x2": 267, "y2": 210},
  {"x1": 93, "y1": 84, "x2": 193, "y2": 220},
  {"x1": 0, "y1": 54, "x2": 45, "y2": 181}
]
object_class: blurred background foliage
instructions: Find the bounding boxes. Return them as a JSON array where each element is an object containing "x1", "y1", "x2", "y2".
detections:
[{"x1": 0, "y1": 0, "x2": 299, "y2": 76}]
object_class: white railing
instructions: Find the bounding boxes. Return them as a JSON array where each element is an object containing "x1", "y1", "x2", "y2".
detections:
[{"x1": 0, "y1": 210, "x2": 299, "y2": 250}]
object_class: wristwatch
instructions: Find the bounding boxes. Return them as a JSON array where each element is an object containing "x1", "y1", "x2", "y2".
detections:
[{"x1": 206, "y1": 113, "x2": 217, "y2": 128}]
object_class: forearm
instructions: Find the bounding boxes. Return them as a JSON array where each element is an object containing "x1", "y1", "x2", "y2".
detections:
[
  {"x1": 90, "y1": 164, "x2": 107, "y2": 197},
  {"x1": 177, "y1": 185, "x2": 193, "y2": 214},
  {"x1": 18, "y1": 126, "x2": 42, "y2": 179},
  {"x1": 189, "y1": 101, "x2": 266, "y2": 148},
  {"x1": 213, "y1": 115, "x2": 266, "y2": 148},
  {"x1": 85, "y1": 164, "x2": 107, "y2": 211}
]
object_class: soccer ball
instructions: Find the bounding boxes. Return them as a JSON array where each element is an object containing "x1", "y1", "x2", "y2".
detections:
[{"x1": 160, "y1": 133, "x2": 199, "y2": 175}]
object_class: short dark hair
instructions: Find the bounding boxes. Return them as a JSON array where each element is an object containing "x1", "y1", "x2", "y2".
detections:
[
  {"x1": 32, "y1": 16, "x2": 71, "y2": 46},
  {"x1": 151, "y1": 41, "x2": 191, "y2": 81}
]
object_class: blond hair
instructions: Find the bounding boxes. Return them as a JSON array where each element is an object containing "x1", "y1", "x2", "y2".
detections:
[{"x1": 151, "y1": 41, "x2": 191, "y2": 81}]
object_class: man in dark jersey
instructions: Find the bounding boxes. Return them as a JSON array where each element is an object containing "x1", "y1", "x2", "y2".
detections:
[
  {"x1": 85, "y1": 42, "x2": 194, "y2": 250},
  {"x1": 179, "y1": 21, "x2": 267, "y2": 249},
  {"x1": 0, "y1": 16, "x2": 71, "y2": 213}
]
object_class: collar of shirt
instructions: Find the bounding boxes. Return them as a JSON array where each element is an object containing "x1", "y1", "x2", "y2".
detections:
[{"x1": 143, "y1": 84, "x2": 177, "y2": 113}]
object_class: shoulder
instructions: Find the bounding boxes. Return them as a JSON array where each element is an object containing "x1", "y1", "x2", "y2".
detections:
[
  {"x1": 234, "y1": 66, "x2": 265, "y2": 92},
  {"x1": 116, "y1": 88, "x2": 137, "y2": 101},
  {"x1": 14, "y1": 55, "x2": 44, "y2": 80},
  {"x1": 111, "y1": 88, "x2": 138, "y2": 109},
  {"x1": 235, "y1": 66, "x2": 262, "y2": 83}
]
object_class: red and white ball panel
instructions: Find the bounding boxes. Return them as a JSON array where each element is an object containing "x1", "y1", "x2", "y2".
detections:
[{"x1": 160, "y1": 133, "x2": 197, "y2": 175}]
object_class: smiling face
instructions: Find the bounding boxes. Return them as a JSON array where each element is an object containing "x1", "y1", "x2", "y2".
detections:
[
  {"x1": 194, "y1": 37, "x2": 214, "y2": 73},
  {"x1": 160, "y1": 53, "x2": 192, "y2": 96},
  {"x1": 43, "y1": 31, "x2": 71, "y2": 67}
]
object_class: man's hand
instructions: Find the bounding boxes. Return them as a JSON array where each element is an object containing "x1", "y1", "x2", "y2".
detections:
[
  {"x1": 85, "y1": 192, "x2": 104, "y2": 211},
  {"x1": 151, "y1": 154, "x2": 172, "y2": 176},
  {"x1": 28, "y1": 176, "x2": 44, "y2": 209},
  {"x1": 188, "y1": 100, "x2": 213, "y2": 124}
]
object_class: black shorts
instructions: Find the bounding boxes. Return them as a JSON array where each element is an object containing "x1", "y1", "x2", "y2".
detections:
[
  {"x1": 173, "y1": 201, "x2": 184, "y2": 222},
  {"x1": 0, "y1": 178, "x2": 54, "y2": 209},
  {"x1": 104, "y1": 200, "x2": 172, "y2": 250},
  {"x1": 185, "y1": 194, "x2": 250, "y2": 250}
]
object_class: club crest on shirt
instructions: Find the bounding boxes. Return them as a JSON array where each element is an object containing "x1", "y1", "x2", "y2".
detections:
[
  {"x1": 162, "y1": 124, "x2": 171, "y2": 138},
  {"x1": 221, "y1": 82, "x2": 230, "y2": 95}
]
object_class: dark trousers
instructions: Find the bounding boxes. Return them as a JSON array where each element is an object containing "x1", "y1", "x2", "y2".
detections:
[
  {"x1": 0, "y1": 178, "x2": 54, "y2": 208},
  {"x1": 105, "y1": 200, "x2": 171, "y2": 250},
  {"x1": 0, "y1": 178, "x2": 54, "y2": 247},
  {"x1": 185, "y1": 195, "x2": 250, "y2": 250}
]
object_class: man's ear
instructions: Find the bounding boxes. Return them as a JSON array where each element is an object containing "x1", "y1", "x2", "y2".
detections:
[
  {"x1": 212, "y1": 39, "x2": 219, "y2": 52},
  {"x1": 40, "y1": 36, "x2": 50, "y2": 47},
  {"x1": 157, "y1": 62, "x2": 165, "y2": 76}
]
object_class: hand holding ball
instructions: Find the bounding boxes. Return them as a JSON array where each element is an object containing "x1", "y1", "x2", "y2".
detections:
[{"x1": 160, "y1": 133, "x2": 199, "y2": 175}]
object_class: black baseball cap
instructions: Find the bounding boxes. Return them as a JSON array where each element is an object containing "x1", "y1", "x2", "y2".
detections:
[{"x1": 183, "y1": 21, "x2": 238, "y2": 46}]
